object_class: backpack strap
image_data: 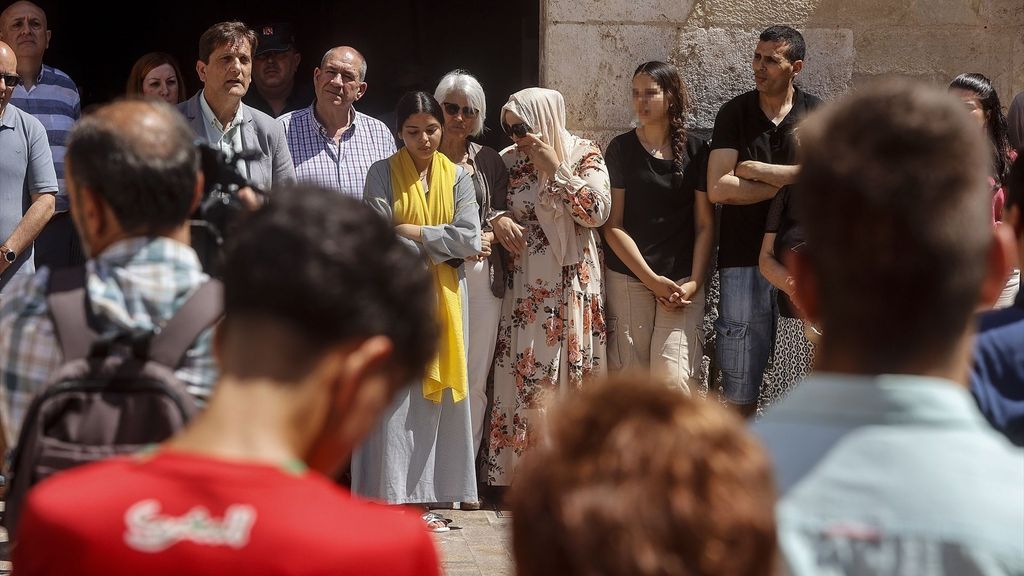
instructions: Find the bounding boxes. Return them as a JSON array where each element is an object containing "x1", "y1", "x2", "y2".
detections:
[
  {"x1": 148, "y1": 280, "x2": 224, "y2": 368},
  {"x1": 46, "y1": 266, "x2": 98, "y2": 361}
]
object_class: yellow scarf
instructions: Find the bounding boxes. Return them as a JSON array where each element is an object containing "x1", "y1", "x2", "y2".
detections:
[{"x1": 389, "y1": 148, "x2": 468, "y2": 403}]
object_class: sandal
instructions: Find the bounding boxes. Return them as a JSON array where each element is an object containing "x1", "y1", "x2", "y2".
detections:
[{"x1": 422, "y1": 512, "x2": 452, "y2": 533}]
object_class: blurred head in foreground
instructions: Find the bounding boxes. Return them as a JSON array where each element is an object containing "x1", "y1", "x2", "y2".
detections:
[{"x1": 510, "y1": 377, "x2": 777, "y2": 576}]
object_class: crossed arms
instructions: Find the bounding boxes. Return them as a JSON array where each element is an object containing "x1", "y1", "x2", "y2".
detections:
[{"x1": 707, "y1": 148, "x2": 799, "y2": 205}]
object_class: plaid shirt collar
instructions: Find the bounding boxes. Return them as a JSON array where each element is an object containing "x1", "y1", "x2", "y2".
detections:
[
  {"x1": 199, "y1": 90, "x2": 245, "y2": 133},
  {"x1": 311, "y1": 103, "x2": 360, "y2": 139},
  {"x1": 86, "y1": 236, "x2": 207, "y2": 333},
  {"x1": 94, "y1": 236, "x2": 202, "y2": 269}
]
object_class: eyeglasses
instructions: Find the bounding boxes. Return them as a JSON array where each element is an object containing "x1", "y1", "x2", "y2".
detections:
[
  {"x1": 502, "y1": 121, "x2": 531, "y2": 139},
  {"x1": 0, "y1": 74, "x2": 20, "y2": 88},
  {"x1": 443, "y1": 102, "x2": 479, "y2": 118}
]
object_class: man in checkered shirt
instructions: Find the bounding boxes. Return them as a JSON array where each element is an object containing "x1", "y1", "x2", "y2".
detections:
[
  {"x1": 0, "y1": 99, "x2": 218, "y2": 451},
  {"x1": 279, "y1": 46, "x2": 395, "y2": 197}
]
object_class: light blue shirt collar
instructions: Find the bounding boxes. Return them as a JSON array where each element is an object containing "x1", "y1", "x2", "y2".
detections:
[
  {"x1": 199, "y1": 90, "x2": 244, "y2": 134},
  {"x1": 198, "y1": 90, "x2": 247, "y2": 179},
  {"x1": 766, "y1": 372, "x2": 987, "y2": 429}
]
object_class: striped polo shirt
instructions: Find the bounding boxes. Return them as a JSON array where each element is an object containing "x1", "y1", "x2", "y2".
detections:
[{"x1": 9, "y1": 64, "x2": 81, "y2": 212}]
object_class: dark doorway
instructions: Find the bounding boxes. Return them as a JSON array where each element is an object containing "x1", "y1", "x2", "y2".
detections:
[{"x1": 36, "y1": 0, "x2": 539, "y2": 150}]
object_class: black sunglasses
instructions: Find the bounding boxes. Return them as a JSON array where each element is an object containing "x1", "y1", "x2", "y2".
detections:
[
  {"x1": 502, "y1": 121, "x2": 531, "y2": 139},
  {"x1": 0, "y1": 73, "x2": 20, "y2": 88},
  {"x1": 443, "y1": 102, "x2": 479, "y2": 117}
]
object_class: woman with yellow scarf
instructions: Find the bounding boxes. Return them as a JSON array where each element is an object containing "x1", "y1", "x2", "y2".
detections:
[{"x1": 353, "y1": 91, "x2": 482, "y2": 531}]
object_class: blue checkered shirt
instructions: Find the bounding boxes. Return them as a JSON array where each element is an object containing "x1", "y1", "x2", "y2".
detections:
[
  {"x1": 279, "y1": 105, "x2": 395, "y2": 197},
  {"x1": 9, "y1": 65, "x2": 81, "y2": 212},
  {"x1": 0, "y1": 237, "x2": 218, "y2": 447}
]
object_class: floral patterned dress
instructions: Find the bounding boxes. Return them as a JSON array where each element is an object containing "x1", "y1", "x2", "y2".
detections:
[{"x1": 485, "y1": 138, "x2": 611, "y2": 485}]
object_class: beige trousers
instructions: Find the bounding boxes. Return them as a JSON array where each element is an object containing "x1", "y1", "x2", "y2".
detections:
[{"x1": 605, "y1": 269, "x2": 705, "y2": 394}]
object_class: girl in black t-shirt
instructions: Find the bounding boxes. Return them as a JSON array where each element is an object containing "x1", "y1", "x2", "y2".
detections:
[{"x1": 602, "y1": 61, "x2": 713, "y2": 393}]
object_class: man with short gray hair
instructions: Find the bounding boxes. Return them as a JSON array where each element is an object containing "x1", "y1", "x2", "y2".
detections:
[{"x1": 279, "y1": 46, "x2": 395, "y2": 197}]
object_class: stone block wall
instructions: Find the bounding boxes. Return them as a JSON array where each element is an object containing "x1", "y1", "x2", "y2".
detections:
[{"x1": 541, "y1": 0, "x2": 1024, "y2": 147}]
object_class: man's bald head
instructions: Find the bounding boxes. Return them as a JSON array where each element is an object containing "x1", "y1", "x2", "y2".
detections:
[
  {"x1": 0, "y1": 40, "x2": 16, "y2": 113},
  {"x1": 66, "y1": 100, "x2": 200, "y2": 237},
  {"x1": 87, "y1": 99, "x2": 194, "y2": 163},
  {"x1": 321, "y1": 46, "x2": 366, "y2": 81},
  {"x1": 0, "y1": 1, "x2": 50, "y2": 61},
  {"x1": 0, "y1": 1, "x2": 46, "y2": 27},
  {"x1": 0, "y1": 39, "x2": 15, "y2": 68}
]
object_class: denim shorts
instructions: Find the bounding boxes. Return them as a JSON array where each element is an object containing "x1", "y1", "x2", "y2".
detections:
[{"x1": 714, "y1": 266, "x2": 777, "y2": 404}]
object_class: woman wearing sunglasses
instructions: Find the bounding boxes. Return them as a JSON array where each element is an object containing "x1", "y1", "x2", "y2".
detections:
[
  {"x1": 486, "y1": 87, "x2": 610, "y2": 487},
  {"x1": 433, "y1": 71, "x2": 507, "y2": 503},
  {"x1": 601, "y1": 61, "x2": 713, "y2": 394},
  {"x1": 356, "y1": 91, "x2": 481, "y2": 531}
]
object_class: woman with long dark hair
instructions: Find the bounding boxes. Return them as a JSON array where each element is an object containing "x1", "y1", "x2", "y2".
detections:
[
  {"x1": 601, "y1": 61, "x2": 713, "y2": 393},
  {"x1": 355, "y1": 91, "x2": 481, "y2": 530},
  {"x1": 950, "y1": 73, "x2": 1019, "y2": 308}
]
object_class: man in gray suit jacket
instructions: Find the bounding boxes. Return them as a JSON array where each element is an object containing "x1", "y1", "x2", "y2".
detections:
[{"x1": 179, "y1": 21, "x2": 294, "y2": 204}]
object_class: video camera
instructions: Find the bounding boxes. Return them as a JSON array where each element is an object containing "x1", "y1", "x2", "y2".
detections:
[{"x1": 191, "y1": 142, "x2": 266, "y2": 276}]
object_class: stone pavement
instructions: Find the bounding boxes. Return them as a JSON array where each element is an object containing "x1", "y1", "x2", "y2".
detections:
[{"x1": 430, "y1": 508, "x2": 515, "y2": 576}]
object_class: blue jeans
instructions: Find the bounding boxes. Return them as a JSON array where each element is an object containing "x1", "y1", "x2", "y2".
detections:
[{"x1": 715, "y1": 266, "x2": 777, "y2": 404}]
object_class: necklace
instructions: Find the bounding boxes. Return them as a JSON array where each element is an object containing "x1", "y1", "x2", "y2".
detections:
[{"x1": 637, "y1": 127, "x2": 670, "y2": 158}]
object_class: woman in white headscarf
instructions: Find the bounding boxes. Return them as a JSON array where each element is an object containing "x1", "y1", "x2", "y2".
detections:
[{"x1": 485, "y1": 87, "x2": 611, "y2": 486}]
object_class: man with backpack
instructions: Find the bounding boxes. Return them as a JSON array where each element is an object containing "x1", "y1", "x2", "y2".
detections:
[
  {"x1": 0, "y1": 99, "x2": 218, "y2": 454},
  {"x1": 13, "y1": 184, "x2": 442, "y2": 574}
]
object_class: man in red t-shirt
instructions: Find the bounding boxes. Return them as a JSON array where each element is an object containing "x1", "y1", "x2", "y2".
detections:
[{"x1": 13, "y1": 101, "x2": 441, "y2": 575}]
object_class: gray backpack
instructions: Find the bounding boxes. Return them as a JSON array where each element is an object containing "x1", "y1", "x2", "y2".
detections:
[{"x1": 2, "y1": 267, "x2": 223, "y2": 541}]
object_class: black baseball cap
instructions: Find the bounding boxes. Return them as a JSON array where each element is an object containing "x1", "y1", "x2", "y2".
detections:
[{"x1": 254, "y1": 23, "x2": 295, "y2": 56}]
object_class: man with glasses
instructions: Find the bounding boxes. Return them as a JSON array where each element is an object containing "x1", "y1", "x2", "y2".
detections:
[
  {"x1": 706, "y1": 25, "x2": 821, "y2": 418},
  {"x1": 243, "y1": 22, "x2": 313, "y2": 118},
  {"x1": 0, "y1": 1, "x2": 81, "y2": 271},
  {"x1": 0, "y1": 39, "x2": 56, "y2": 295},
  {"x1": 279, "y1": 45, "x2": 395, "y2": 197}
]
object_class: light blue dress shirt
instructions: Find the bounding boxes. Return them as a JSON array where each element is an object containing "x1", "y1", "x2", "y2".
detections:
[
  {"x1": 755, "y1": 373, "x2": 1024, "y2": 576},
  {"x1": 198, "y1": 90, "x2": 248, "y2": 180}
]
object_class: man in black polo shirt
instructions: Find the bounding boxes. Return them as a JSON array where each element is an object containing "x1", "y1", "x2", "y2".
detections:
[{"x1": 707, "y1": 25, "x2": 821, "y2": 417}]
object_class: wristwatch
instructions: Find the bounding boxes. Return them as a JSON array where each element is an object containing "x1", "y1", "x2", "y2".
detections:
[{"x1": 0, "y1": 244, "x2": 16, "y2": 263}]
